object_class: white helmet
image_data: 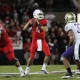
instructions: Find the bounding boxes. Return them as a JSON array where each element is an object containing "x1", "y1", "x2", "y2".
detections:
[
  {"x1": 33, "y1": 9, "x2": 44, "y2": 20},
  {"x1": 65, "y1": 12, "x2": 76, "y2": 23}
]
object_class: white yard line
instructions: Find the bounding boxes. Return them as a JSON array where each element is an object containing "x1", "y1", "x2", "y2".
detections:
[{"x1": 0, "y1": 70, "x2": 77, "y2": 76}]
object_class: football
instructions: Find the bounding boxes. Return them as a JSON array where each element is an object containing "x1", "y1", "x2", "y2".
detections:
[{"x1": 29, "y1": 18, "x2": 36, "y2": 25}]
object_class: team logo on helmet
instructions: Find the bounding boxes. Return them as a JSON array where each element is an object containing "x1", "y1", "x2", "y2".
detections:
[{"x1": 65, "y1": 12, "x2": 76, "y2": 23}]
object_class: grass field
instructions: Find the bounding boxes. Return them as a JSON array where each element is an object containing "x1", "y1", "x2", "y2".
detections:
[{"x1": 0, "y1": 65, "x2": 80, "y2": 80}]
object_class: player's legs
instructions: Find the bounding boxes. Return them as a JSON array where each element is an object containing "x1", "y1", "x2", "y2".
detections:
[
  {"x1": 74, "y1": 43, "x2": 80, "y2": 74},
  {"x1": 41, "y1": 40, "x2": 51, "y2": 73},
  {"x1": 3, "y1": 42, "x2": 25, "y2": 77},
  {"x1": 24, "y1": 52, "x2": 30, "y2": 64},
  {"x1": 25, "y1": 40, "x2": 37, "y2": 75},
  {"x1": 75, "y1": 60, "x2": 80, "y2": 71},
  {"x1": 27, "y1": 40, "x2": 37, "y2": 66},
  {"x1": 61, "y1": 45, "x2": 74, "y2": 78}
]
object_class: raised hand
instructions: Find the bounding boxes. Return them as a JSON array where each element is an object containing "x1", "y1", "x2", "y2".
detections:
[{"x1": 29, "y1": 18, "x2": 36, "y2": 25}]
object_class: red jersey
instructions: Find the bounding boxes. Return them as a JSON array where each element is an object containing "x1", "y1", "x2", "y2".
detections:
[
  {"x1": 29, "y1": 18, "x2": 47, "y2": 39},
  {"x1": 0, "y1": 24, "x2": 11, "y2": 47}
]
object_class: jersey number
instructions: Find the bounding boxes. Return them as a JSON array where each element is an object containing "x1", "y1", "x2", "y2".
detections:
[
  {"x1": 36, "y1": 27, "x2": 40, "y2": 33},
  {"x1": 74, "y1": 24, "x2": 80, "y2": 33}
]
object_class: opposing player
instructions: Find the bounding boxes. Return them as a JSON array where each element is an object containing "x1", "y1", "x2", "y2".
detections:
[
  {"x1": 0, "y1": 24, "x2": 25, "y2": 77},
  {"x1": 61, "y1": 12, "x2": 80, "y2": 79},
  {"x1": 23, "y1": 9, "x2": 51, "y2": 74}
]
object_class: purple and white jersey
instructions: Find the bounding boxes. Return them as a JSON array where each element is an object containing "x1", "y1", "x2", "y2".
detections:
[
  {"x1": 65, "y1": 22, "x2": 80, "y2": 44},
  {"x1": 64, "y1": 22, "x2": 80, "y2": 60}
]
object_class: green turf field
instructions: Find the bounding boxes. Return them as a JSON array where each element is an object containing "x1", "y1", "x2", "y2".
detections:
[{"x1": 0, "y1": 65, "x2": 80, "y2": 80}]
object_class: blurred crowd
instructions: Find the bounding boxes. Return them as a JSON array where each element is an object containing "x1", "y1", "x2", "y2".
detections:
[{"x1": 0, "y1": 0, "x2": 79, "y2": 64}]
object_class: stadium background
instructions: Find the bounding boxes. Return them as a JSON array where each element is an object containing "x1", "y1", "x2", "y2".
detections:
[{"x1": 0, "y1": 0, "x2": 80, "y2": 65}]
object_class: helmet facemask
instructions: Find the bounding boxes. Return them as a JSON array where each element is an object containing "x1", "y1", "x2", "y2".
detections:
[{"x1": 37, "y1": 13, "x2": 44, "y2": 20}]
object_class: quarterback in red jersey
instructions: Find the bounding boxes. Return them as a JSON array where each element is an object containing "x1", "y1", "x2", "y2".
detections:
[
  {"x1": 23, "y1": 9, "x2": 51, "y2": 74},
  {"x1": 0, "y1": 24, "x2": 25, "y2": 77}
]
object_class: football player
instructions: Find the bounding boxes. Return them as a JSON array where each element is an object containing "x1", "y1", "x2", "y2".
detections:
[
  {"x1": 61, "y1": 12, "x2": 80, "y2": 79},
  {"x1": 23, "y1": 9, "x2": 51, "y2": 75},
  {"x1": 0, "y1": 24, "x2": 25, "y2": 77}
]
